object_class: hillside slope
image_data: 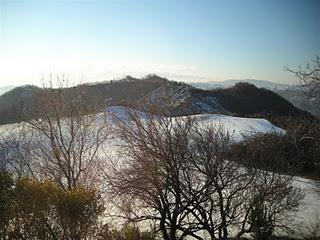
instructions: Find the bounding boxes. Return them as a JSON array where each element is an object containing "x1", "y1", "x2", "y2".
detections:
[
  {"x1": 143, "y1": 81, "x2": 312, "y2": 118},
  {"x1": 0, "y1": 85, "x2": 39, "y2": 124},
  {"x1": 0, "y1": 86, "x2": 15, "y2": 96},
  {"x1": 1, "y1": 106, "x2": 319, "y2": 231},
  {"x1": 277, "y1": 88, "x2": 320, "y2": 118},
  {"x1": 205, "y1": 82, "x2": 311, "y2": 117},
  {"x1": 0, "y1": 75, "x2": 169, "y2": 125},
  {"x1": 191, "y1": 79, "x2": 319, "y2": 118},
  {"x1": 0, "y1": 76, "x2": 313, "y2": 125},
  {"x1": 107, "y1": 106, "x2": 320, "y2": 230}
]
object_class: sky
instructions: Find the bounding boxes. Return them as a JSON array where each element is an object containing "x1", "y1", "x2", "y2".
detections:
[{"x1": 0, "y1": 0, "x2": 319, "y2": 87}]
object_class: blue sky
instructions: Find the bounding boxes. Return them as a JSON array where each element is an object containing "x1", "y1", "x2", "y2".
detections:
[{"x1": 0, "y1": 0, "x2": 319, "y2": 86}]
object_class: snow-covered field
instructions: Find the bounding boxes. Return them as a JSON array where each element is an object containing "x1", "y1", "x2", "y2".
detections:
[
  {"x1": 106, "y1": 106, "x2": 285, "y2": 141},
  {"x1": 186, "y1": 113, "x2": 285, "y2": 141},
  {"x1": 291, "y1": 177, "x2": 320, "y2": 233},
  {"x1": 106, "y1": 107, "x2": 320, "y2": 233},
  {"x1": 1, "y1": 106, "x2": 319, "y2": 233}
]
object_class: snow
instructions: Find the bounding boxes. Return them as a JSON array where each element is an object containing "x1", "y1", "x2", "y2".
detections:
[
  {"x1": 104, "y1": 106, "x2": 319, "y2": 232},
  {"x1": 0, "y1": 106, "x2": 319, "y2": 232},
  {"x1": 292, "y1": 177, "x2": 320, "y2": 231},
  {"x1": 187, "y1": 113, "x2": 285, "y2": 142},
  {"x1": 106, "y1": 106, "x2": 285, "y2": 142}
]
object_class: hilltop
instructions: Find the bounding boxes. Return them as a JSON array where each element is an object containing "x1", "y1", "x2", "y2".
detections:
[{"x1": 0, "y1": 75, "x2": 312, "y2": 125}]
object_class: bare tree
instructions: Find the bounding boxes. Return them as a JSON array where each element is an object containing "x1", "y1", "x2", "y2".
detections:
[
  {"x1": 304, "y1": 214, "x2": 320, "y2": 239},
  {"x1": 285, "y1": 55, "x2": 320, "y2": 90},
  {"x1": 185, "y1": 127, "x2": 302, "y2": 239},
  {"x1": 108, "y1": 105, "x2": 303, "y2": 240},
  {"x1": 0, "y1": 125, "x2": 35, "y2": 178},
  {"x1": 108, "y1": 105, "x2": 206, "y2": 240},
  {"x1": 231, "y1": 132, "x2": 304, "y2": 238},
  {"x1": 285, "y1": 54, "x2": 320, "y2": 191},
  {"x1": 24, "y1": 78, "x2": 109, "y2": 191},
  {"x1": 185, "y1": 124, "x2": 256, "y2": 240}
]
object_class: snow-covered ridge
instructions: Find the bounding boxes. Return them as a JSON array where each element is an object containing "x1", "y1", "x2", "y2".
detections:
[
  {"x1": 185, "y1": 113, "x2": 285, "y2": 141},
  {"x1": 106, "y1": 106, "x2": 285, "y2": 142}
]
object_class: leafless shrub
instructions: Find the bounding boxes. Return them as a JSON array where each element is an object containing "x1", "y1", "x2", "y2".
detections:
[
  {"x1": 304, "y1": 215, "x2": 320, "y2": 240},
  {"x1": 107, "y1": 104, "x2": 303, "y2": 240},
  {"x1": 0, "y1": 125, "x2": 35, "y2": 178},
  {"x1": 285, "y1": 55, "x2": 320, "y2": 91},
  {"x1": 23, "y1": 78, "x2": 110, "y2": 191}
]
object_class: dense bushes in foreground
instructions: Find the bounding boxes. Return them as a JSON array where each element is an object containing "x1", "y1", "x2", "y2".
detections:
[
  {"x1": 0, "y1": 171, "x2": 156, "y2": 240},
  {"x1": 0, "y1": 171, "x2": 104, "y2": 240}
]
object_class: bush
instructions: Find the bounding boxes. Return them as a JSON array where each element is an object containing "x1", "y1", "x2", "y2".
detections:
[
  {"x1": 0, "y1": 172, "x2": 105, "y2": 240},
  {"x1": 97, "y1": 224, "x2": 156, "y2": 240},
  {"x1": 0, "y1": 171, "x2": 14, "y2": 239},
  {"x1": 249, "y1": 195, "x2": 274, "y2": 240},
  {"x1": 55, "y1": 187, "x2": 105, "y2": 239},
  {"x1": 231, "y1": 116, "x2": 320, "y2": 177}
]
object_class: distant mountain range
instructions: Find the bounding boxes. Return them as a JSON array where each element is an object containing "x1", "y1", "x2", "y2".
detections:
[
  {"x1": 190, "y1": 79, "x2": 295, "y2": 90},
  {"x1": 0, "y1": 75, "x2": 313, "y2": 125}
]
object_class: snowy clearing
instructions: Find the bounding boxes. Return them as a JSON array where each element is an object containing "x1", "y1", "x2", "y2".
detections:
[{"x1": 0, "y1": 106, "x2": 319, "y2": 232}]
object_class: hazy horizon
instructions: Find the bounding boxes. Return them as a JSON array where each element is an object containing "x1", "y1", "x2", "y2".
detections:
[
  {"x1": 1, "y1": 0, "x2": 319, "y2": 87},
  {"x1": 0, "y1": 74, "x2": 297, "y2": 89}
]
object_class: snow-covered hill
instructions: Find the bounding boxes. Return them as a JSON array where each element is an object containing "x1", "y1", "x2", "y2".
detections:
[
  {"x1": 106, "y1": 107, "x2": 320, "y2": 233},
  {"x1": 106, "y1": 105, "x2": 285, "y2": 142},
  {"x1": 188, "y1": 113, "x2": 285, "y2": 141},
  {"x1": 1, "y1": 107, "x2": 319, "y2": 233}
]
